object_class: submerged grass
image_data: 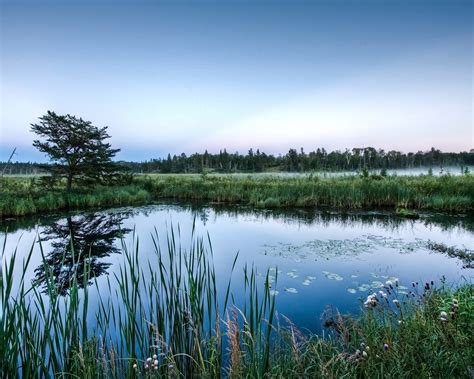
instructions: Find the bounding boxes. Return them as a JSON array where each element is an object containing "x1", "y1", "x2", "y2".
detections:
[
  {"x1": 1, "y1": 173, "x2": 473, "y2": 218},
  {"x1": 1, "y1": 228, "x2": 473, "y2": 377}
]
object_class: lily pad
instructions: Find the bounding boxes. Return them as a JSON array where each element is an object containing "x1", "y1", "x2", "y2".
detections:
[
  {"x1": 324, "y1": 272, "x2": 343, "y2": 281},
  {"x1": 370, "y1": 281, "x2": 384, "y2": 288},
  {"x1": 358, "y1": 284, "x2": 371, "y2": 291}
]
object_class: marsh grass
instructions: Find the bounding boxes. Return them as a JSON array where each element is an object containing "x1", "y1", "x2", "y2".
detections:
[
  {"x1": 1, "y1": 227, "x2": 473, "y2": 377},
  {"x1": 1, "y1": 226, "x2": 276, "y2": 377},
  {"x1": 1, "y1": 174, "x2": 472, "y2": 218},
  {"x1": 146, "y1": 173, "x2": 473, "y2": 212}
]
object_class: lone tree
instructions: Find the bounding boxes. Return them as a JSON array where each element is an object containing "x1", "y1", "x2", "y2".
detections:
[{"x1": 31, "y1": 111, "x2": 123, "y2": 191}]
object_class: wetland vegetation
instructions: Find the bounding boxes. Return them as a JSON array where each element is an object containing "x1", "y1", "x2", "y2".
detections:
[
  {"x1": 2, "y1": 225, "x2": 473, "y2": 378},
  {"x1": 1, "y1": 172, "x2": 473, "y2": 218},
  {"x1": 1, "y1": 114, "x2": 473, "y2": 377},
  {"x1": 1, "y1": 200, "x2": 473, "y2": 377}
]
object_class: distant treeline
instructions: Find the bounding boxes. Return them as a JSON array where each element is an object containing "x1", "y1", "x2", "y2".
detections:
[{"x1": 1, "y1": 147, "x2": 473, "y2": 174}]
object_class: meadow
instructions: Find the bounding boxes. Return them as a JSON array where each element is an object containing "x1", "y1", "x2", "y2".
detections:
[
  {"x1": 0, "y1": 172, "x2": 473, "y2": 218},
  {"x1": 1, "y1": 228, "x2": 473, "y2": 378}
]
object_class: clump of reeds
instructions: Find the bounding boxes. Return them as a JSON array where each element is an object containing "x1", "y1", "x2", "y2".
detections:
[{"x1": 0, "y1": 226, "x2": 276, "y2": 377}]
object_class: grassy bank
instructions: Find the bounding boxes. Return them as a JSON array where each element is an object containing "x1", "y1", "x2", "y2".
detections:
[
  {"x1": 146, "y1": 173, "x2": 474, "y2": 211},
  {"x1": 1, "y1": 229, "x2": 473, "y2": 377},
  {"x1": 1, "y1": 173, "x2": 473, "y2": 217}
]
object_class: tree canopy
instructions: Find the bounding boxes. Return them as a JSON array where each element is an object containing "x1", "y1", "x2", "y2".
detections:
[{"x1": 31, "y1": 111, "x2": 123, "y2": 191}]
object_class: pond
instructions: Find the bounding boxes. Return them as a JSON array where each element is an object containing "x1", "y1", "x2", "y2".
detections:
[{"x1": 1, "y1": 202, "x2": 473, "y2": 333}]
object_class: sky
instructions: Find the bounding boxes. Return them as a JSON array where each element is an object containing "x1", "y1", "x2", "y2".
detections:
[{"x1": 0, "y1": 0, "x2": 472, "y2": 162}]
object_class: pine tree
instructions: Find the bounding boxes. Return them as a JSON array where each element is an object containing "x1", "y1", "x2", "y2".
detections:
[{"x1": 31, "y1": 111, "x2": 123, "y2": 192}]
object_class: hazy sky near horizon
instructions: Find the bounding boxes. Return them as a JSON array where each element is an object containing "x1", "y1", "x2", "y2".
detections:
[{"x1": 1, "y1": 0, "x2": 472, "y2": 161}]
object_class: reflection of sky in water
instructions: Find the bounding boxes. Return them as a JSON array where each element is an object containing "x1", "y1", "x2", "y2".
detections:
[{"x1": 1, "y1": 204, "x2": 473, "y2": 333}]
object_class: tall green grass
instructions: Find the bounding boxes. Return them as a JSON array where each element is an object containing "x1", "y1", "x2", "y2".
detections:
[
  {"x1": 1, "y1": 174, "x2": 472, "y2": 217},
  {"x1": 0, "y1": 227, "x2": 276, "y2": 377},
  {"x1": 1, "y1": 228, "x2": 473, "y2": 377},
  {"x1": 145, "y1": 173, "x2": 474, "y2": 212}
]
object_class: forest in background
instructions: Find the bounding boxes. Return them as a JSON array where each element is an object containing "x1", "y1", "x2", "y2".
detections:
[{"x1": 2, "y1": 147, "x2": 473, "y2": 175}]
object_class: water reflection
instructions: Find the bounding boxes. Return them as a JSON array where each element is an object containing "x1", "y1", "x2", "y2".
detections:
[
  {"x1": 1, "y1": 202, "x2": 473, "y2": 235},
  {"x1": 34, "y1": 212, "x2": 132, "y2": 295},
  {"x1": 184, "y1": 203, "x2": 474, "y2": 232}
]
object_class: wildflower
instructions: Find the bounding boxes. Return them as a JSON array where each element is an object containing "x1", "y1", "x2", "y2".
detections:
[
  {"x1": 154, "y1": 366, "x2": 158, "y2": 370},
  {"x1": 452, "y1": 298, "x2": 458, "y2": 305},
  {"x1": 146, "y1": 357, "x2": 152, "y2": 363},
  {"x1": 440, "y1": 311, "x2": 448, "y2": 322},
  {"x1": 153, "y1": 354, "x2": 158, "y2": 359},
  {"x1": 365, "y1": 346, "x2": 370, "y2": 351},
  {"x1": 154, "y1": 360, "x2": 159, "y2": 366},
  {"x1": 398, "y1": 320, "x2": 403, "y2": 325},
  {"x1": 383, "y1": 343, "x2": 389, "y2": 351},
  {"x1": 133, "y1": 364, "x2": 137, "y2": 370},
  {"x1": 362, "y1": 351, "x2": 368, "y2": 358},
  {"x1": 360, "y1": 342, "x2": 366, "y2": 349},
  {"x1": 393, "y1": 299, "x2": 400, "y2": 307},
  {"x1": 355, "y1": 349, "x2": 361, "y2": 356},
  {"x1": 144, "y1": 364, "x2": 149, "y2": 370},
  {"x1": 424, "y1": 282, "x2": 430, "y2": 290},
  {"x1": 385, "y1": 280, "x2": 392, "y2": 286},
  {"x1": 364, "y1": 293, "x2": 378, "y2": 308},
  {"x1": 168, "y1": 364, "x2": 174, "y2": 369},
  {"x1": 412, "y1": 282, "x2": 416, "y2": 287}
]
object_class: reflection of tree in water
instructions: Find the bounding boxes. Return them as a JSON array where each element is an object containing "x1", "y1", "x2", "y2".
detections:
[{"x1": 35, "y1": 212, "x2": 132, "y2": 295}]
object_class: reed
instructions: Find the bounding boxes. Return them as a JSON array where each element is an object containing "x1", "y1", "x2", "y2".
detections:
[
  {"x1": 1, "y1": 173, "x2": 472, "y2": 218},
  {"x1": 145, "y1": 173, "x2": 474, "y2": 212},
  {"x1": 1, "y1": 228, "x2": 472, "y2": 377},
  {"x1": 0, "y1": 226, "x2": 276, "y2": 377}
]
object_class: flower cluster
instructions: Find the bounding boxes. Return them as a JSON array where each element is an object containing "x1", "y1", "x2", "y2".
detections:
[
  {"x1": 133, "y1": 354, "x2": 160, "y2": 372},
  {"x1": 440, "y1": 298, "x2": 460, "y2": 322},
  {"x1": 146, "y1": 355, "x2": 159, "y2": 371},
  {"x1": 364, "y1": 293, "x2": 378, "y2": 308},
  {"x1": 349, "y1": 342, "x2": 370, "y2": 362}
]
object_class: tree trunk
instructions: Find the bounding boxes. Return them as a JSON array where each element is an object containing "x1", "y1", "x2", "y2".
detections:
[{"x1": 67, "y1": 173, "x2": 73, "y2": 192}]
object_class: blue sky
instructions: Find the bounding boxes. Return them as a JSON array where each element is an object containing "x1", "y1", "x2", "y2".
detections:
[{"x1": 1, "y1": 0, "x2": 472, "y2": 161}]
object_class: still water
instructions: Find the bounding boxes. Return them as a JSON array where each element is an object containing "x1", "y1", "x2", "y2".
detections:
[{"x1": 1, "y1": 203, "x2": 473, "y2": 332}]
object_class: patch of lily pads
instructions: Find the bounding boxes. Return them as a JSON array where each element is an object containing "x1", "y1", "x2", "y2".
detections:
[{"x1": 261, "y1": 234, "x2": 435, "y2": 261}]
